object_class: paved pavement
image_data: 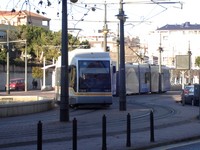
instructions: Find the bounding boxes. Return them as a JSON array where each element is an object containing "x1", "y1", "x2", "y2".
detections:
[{"x1": 1, "y1": 91, "x2": 200, "y2": 150}]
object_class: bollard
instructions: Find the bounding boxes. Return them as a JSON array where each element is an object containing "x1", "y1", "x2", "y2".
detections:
[
  {"x1": 73, "y1": 118, "x2": 77, "y2": 150},
  {"x1": 102, "y1": 114, "x2": 107, "y2": 150},
  {"x1": 37, "y1": 120, "x2": 42, "y2": 150},
  {"x1": 126, "y1": 113, "x2": 131, "y2": 147},
  {"x1": 150, "y1": 111, "x2": 155, "y2": 142}
]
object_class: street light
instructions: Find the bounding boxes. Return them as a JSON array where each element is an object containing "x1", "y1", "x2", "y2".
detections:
[
  {"x1": 103, "y1": 2, "x2": 109, "y2": 52},
  {"x1": 116, "y1": 0, "x2": 127, "y2": 111},
  {"x1": 0, "y1": 40, "x2": 27, "y2": 92}
]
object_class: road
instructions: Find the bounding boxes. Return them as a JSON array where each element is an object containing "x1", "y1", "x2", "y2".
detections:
[{"x1": 0, "y1": 90, "x2": 200, "y2": 150}]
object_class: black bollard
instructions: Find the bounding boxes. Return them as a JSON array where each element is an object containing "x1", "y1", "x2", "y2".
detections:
[
  {"x1": 150, "y1": 111, "x2": 155, "y2": 142},
  {"x1": 37, "y1": 120, "x2": 42, "y2": 150},
  {"x1": 102, "y1": 114, "x2": 107, "y2": 150},
  {"x1": 126, "y1": 113, "x2": 131, "y2": 147},
  {"x1": 73, "y1": 118, "x2": 77, "y2": 150}
]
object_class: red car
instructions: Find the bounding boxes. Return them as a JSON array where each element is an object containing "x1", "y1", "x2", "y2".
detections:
[{"x1": 5, "y1": 78, "x2": 25, "y2": 91}]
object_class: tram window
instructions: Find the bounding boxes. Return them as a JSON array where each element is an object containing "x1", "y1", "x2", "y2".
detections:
[
  {"x1": 69, "y1": 65, "x2": 77, "y2": 92},
  {"x1": 78, "y1": 60, "x2": 111, "y2": 92}
]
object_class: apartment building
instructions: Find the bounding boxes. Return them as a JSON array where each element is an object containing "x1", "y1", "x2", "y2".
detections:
[
  {"x1": 0, "y1": 10, "x2": 50, "y2": 28},
  {"x1": 147, "y1": 22, "x2": 200, "y2": 84},
  {"x1": 0, "y1": 10, "x2": 51, "y2": 41}
]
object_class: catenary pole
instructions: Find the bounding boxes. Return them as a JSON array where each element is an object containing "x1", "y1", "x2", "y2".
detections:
[
  {"x1": 117, "y1": 0, "x2": 127, "y2": 111},
  {"x1": 60, "y1": 0, "x2": 69, "y2": 122}
]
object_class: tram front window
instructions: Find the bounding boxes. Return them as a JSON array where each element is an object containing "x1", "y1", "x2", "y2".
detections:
[{"x1": 78, "y1": 60, "x2": 111, "y2": 92}]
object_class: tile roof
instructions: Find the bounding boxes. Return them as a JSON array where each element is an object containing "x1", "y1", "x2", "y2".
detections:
[
  {"x1": 0, "y1": 10, "x2": 50, "y2": 21},
  {"x1": 157, "y1": 22, "x2": 200, "y2": 30}
]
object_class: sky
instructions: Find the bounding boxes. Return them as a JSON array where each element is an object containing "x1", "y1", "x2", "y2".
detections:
[{"x1": 0, "y1": 0, "x2": 199, "y2": 38}]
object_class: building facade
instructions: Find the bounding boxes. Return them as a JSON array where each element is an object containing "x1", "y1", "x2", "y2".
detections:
[
  {"x1": 147, "y1": 22, "x2": 200, "y2": 84},
  {"x1": 0, "y1": 10, "x2": 50, "y2": 29}
]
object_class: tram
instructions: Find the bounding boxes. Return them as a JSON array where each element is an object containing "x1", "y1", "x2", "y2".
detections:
[
  {"x1": 114, "y1": 63, "x2": 171, "y2": 96},
  {"x1": 55, "y1": 48, "x2": 113, "y2": 108}
]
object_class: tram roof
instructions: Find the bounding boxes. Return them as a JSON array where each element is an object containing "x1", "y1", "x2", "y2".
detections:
[
  {"x1": 69, "y1": 48, "x2": 110, "y2": 64},
  {"x1": 56, "y1": 48, "x2": 110, "y2": 67}
]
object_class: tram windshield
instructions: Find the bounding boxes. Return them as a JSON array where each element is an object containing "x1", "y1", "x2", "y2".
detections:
[{"x1": 78, "y1": 60, "x2": 111, "y2": 92}]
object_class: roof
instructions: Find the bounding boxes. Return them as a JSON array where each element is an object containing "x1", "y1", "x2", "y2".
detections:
[
  {"x1": 56, "y1": 48, "x2": 110, "y2": 67},
  {"x1": 157, "y1": 22, "x2": 200, "y2": 31},
  {"x1": 0, "y1": 10, "x2": 50, "y2": 21}
]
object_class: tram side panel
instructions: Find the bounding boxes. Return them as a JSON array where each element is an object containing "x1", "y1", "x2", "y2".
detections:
[
  {"x1": 161, "y1": 66, "x2": 171, "y2": 92},
  {"x1": 125, "y1": 64, "x2": 139, "y2": 94},
  {"x1": 138, "y1": 64, "x2": 151, "y2": 93},
  {"x1": 150, "y1": 65, "x2": 159, "y2": 93}
]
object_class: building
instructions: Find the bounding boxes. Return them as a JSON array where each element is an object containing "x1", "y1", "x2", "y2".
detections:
[
  {"x1": 147, "y1": 22, "x2": 200, "y2": 84},
  {"x1": 0, "y1": 10, "x2": 50, "y2": 29},
  {"x1": 0, "y1": 10, "x2": 51, "y2": 41}
]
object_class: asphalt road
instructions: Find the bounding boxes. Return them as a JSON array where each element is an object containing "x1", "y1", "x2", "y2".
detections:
[{"x1": 1, "y1": 90, "x2": 200, "y2": 150}]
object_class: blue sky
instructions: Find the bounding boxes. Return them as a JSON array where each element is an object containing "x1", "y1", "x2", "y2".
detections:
[{"x1": 0, "y1": 0, "x2": 199, "y2": 37}]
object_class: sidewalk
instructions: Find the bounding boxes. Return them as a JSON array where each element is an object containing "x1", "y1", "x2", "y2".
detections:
[{"x1": 0, "y1": 91, "x2": 200, "y2": 150}]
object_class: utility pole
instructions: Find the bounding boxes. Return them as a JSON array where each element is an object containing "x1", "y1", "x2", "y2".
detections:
[
  {"x1": 158, "y1": 33, "x2": 163, "y2": 93},
  {"x1": 60, "y1": 0, "x2": 69, "y2": 122},
  {"x1": 188, "y1": 41, "x2": 192, "y2": 84},
  {"x1": 116, "y1": 23, "x2": 120, "y2": 71},
  {"x1": 103, "y1": 1, "x2": 108, "y2": 52},
  {"x1": 116, "y1": 0, "x2": 127, "y2": 111},
  {"x1": 6, "y1": 29, "x2": 10, "y2": 95}
]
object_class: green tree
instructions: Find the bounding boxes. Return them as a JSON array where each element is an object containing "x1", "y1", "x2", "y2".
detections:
[
  {"x1": 32, "y1": 66, "x2": 43, "y2": 89},
  {"x1": 0, "y1": 25, "x2": 82, "y2": 65},
  {"x1": 195, "y1": 56, "x2": 200, "y2": 67},
  {"x1": 80, "y1": 40, "x2": 91, "y2": 49},
  {"x1": 32, "y1": 67, "x2": 43, "y2": 79}
]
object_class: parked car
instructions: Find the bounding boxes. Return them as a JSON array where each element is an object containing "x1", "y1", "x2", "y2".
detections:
[
  {"x1": 181, "y1": 85, "x2": 194, "y2": 105},
  {"x1": 5, "y1": 78, "x2": 25, "y2": 91}
]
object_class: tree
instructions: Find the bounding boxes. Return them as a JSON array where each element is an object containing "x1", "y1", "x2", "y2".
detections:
[
  {"x1": 195, "y1": 56, "x2": 200, "y2": 67},
  {"x1": 32, "y1": 66, "x2": 43, "y2": 90},
  {"x1": 80, "y1": 40, "x2": 91, "y2": 49},
  {"x1": 0, "y1": 25, "x2": 83, "y2": 65}
]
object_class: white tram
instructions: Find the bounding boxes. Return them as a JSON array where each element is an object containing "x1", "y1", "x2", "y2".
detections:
[{"x1": 55, "y1": 48, "x2": 113, "y2": 108}]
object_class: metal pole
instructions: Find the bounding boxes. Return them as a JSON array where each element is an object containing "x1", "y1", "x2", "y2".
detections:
[
  {"x1": 102, "y1": 115, "x2": 107, "y2": 150},
  {"x1": 126, "y1": 113, "x2": 131, "y2": 147},
  {"x1": 6, "y1": 29, "x2": 10, "y2": 94},
  {"x1": 117, "y1": 0, "x2": 126, "y2": 111},
  {"x1": 72, "y1": 118, "x2": 77, "y2": 150},
  {"x1": 158, "y1": 33, "x2": 163, "y2": 93},
  {"x1": 25, "y1": 40, "x2": 28, "y2": 92},
  {"x1": 60, "y1": 0, "x2": 69, "y2": 122},
  {"x1": 103, "y1": 2, "x2": 108, "y2": 52},
  {"x1": 43, "y1": 57, "x2": 46, "y2": 89},
  {"x1": 188, "y1": 41, "x2": 191, "y2": 84},
  {"x1": 150, "y1": 111, "x2": 155, "y2": 142},
  {"x1": 37, "y1": 120, "x2": 42, "y2": 150},
  {"x1": 116, "y1": 23, "x2": 120, "y2": 71}
]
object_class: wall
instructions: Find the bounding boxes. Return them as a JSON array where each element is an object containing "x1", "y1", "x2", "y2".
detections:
[{"x1": 0, "y1": 64, "x2": 53, "y2": 91}]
